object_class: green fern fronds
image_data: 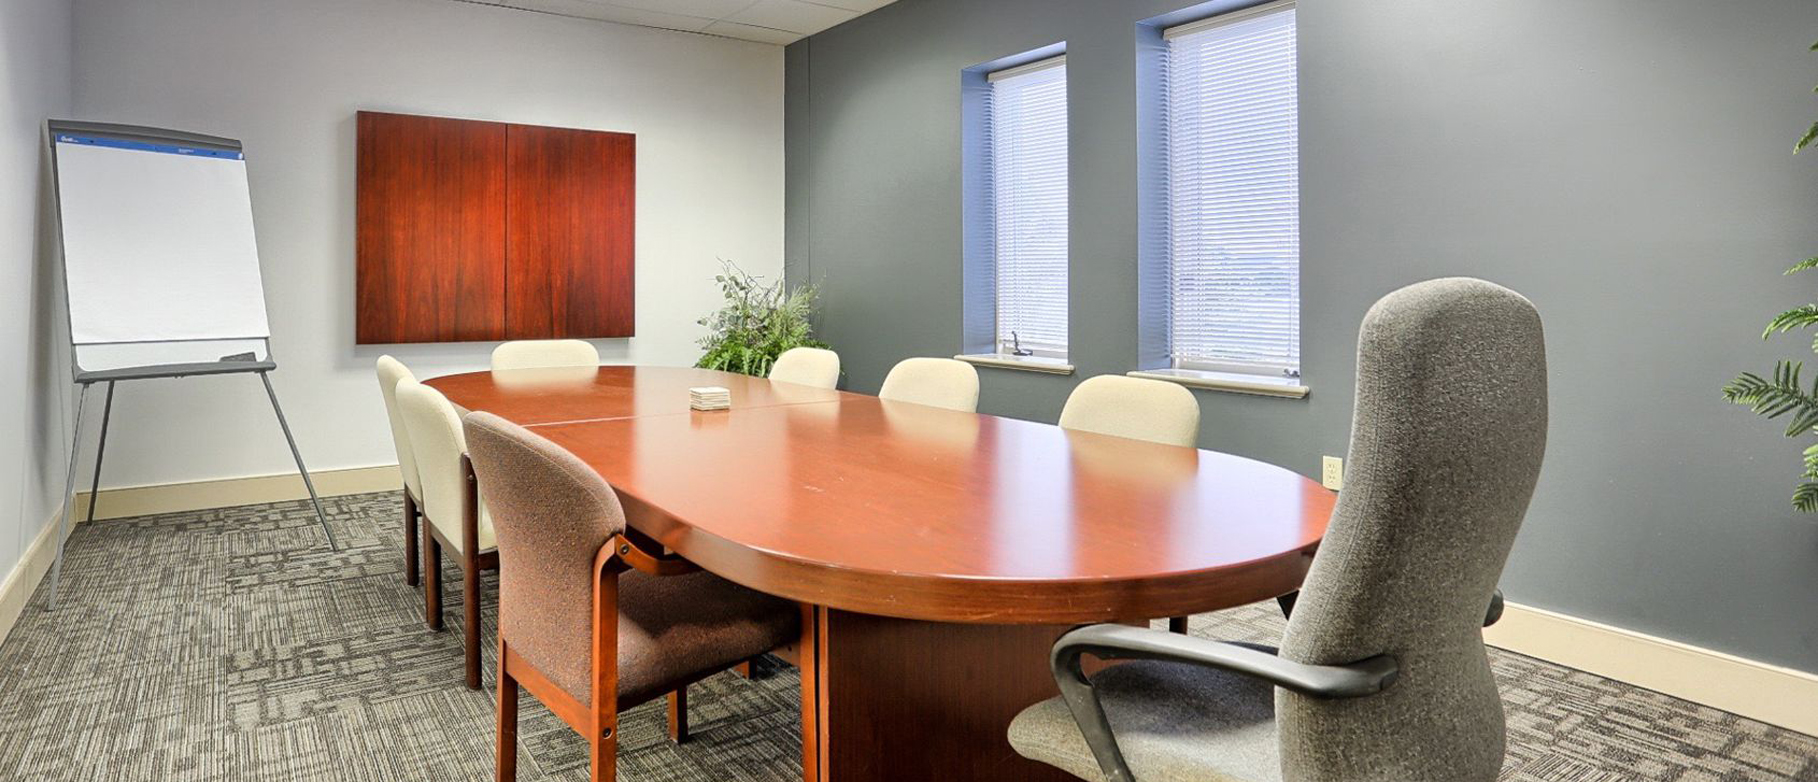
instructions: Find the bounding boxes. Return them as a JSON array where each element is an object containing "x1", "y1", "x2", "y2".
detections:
[
  {"x1": 694, "y1": 259, "x2": 829, "y2": 379},
  {"x1": 1724, "y1": 361, "x2": 1818, "y2": 436},
  {"x1": 1764, "y1": 304, "x2": 1818, "y2": 337},
  {"x1": 1799, "y1": 121, "x2": 1818, "y2": 153},
  {"x1": 1785, "y1": 256, "x2": 1818, "y2": 274}
]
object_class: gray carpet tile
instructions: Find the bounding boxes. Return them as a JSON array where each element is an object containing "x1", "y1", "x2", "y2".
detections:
[{"x1": 0, "y1": 491, "x2": 1812, "y2": 780}]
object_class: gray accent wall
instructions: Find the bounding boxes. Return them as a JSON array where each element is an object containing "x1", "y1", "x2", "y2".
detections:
[{"x1": 787, "y1": 0, "x2": 1818, "y2": 672}]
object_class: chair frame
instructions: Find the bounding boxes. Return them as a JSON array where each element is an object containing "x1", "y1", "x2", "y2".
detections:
[
  {"x1": 496, "y1": 528, "x2": 722, "y2": 781},
  {"x1": 420, "y1": 455, "x2": 500, "y2": 689},
  {"x1": 402, "y1": 484, "x2": 421, "y2": 587}
]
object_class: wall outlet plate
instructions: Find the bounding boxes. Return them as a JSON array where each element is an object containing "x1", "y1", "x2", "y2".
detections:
[{"x1": 1321, "y1": 456, "x2": 1344, "y2": 491}]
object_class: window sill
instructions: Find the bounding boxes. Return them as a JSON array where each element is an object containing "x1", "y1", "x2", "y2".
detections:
[
  {"x1": 1128, "y1": 368, "x2": 1309, "y2": 399},
  {"x1": 955, "y1": 353, "x2": 1075, "y2": 375}
]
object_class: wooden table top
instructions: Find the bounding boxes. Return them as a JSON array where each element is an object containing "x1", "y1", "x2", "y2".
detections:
[{"x1": 426, "y1": 366, "x2": 1331, "y2": 623}]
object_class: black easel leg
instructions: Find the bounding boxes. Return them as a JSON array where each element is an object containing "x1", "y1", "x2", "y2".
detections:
[
  {"x1": 46, "y1": 383, "x2": 91, "y2": 612},
  {"x1": 260, "y1": 371, "x2": 338, "y2": 551},
  {"x1": 84, "y1": 381, "x2": 115, "y2": 524}
]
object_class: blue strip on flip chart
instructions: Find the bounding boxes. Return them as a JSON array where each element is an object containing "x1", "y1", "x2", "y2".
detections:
[{"x1": 56, "y1": 134, "x2": 243, "y2": 160}]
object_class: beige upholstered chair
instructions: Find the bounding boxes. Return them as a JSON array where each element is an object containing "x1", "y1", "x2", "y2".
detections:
[
  {"x1": 1060, "y1": 374, "x2": 1205, "y2": 634},
  {"x1": 490, "y1": 339, "x2": 600, "y2": 371},
  {"x1": 878, "y1": 357, "x2": 980, "y2": 413},
  {"x1": 1060, "y1": 375, "x2": 1200, "y2": 448},
  {"x1": 462, "y1": 411, "x2": 799, "y2": 782},
  {"x1": 1008, "y1": 278, "x2": 1547, "y2": 782},
  {"x1": 396, "y1": 379, "x2": 499, "y2": 689},
  {"x1": 768, "y1": 346, "x2": 841, "y2": 389},
  {"x1": 376, "y1": 356, "x2": 424, "y2": 587}
]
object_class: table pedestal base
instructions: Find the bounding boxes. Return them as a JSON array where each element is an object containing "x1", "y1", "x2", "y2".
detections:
[{"x1": 800, "y1": 606, "x2": 1080, "y2": 782}]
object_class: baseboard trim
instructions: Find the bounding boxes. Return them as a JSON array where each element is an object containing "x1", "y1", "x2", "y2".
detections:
[
  {"x1": 1487, "y1": 602, "x2": 1818, "y2": 736},
  {"x1": 0, "y1": 512, "x2": 63, "y2": 647},
  {"x1": 74, "y1": 464, "x2": 400, "y2": 522}
]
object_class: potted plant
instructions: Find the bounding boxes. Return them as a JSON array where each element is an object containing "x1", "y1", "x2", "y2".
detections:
[
  {"x1": 1721, "y1": 40, "x2": 1818, "y2": 510},
  {"x1": 695, "y1": 260, "x2": 829, "y2": 377}
]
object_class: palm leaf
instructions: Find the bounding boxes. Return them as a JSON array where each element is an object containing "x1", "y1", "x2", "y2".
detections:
[
  {"x1": 1786, "y1": 257, "x2": 1818, "y2": 274},
  {"x1": 1723, "y1": 361, "x2": 1818, "y2": 436},
  {"x1": 1800, "y1": 120, "x2": 1818, "y2": 154},
  {"x1": 1763, "y1": 304, "x2": 1818, "y2": 337}
]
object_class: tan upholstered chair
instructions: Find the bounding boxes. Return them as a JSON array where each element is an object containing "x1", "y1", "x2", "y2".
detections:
[
  {"x1": 879, "y1": 357, "x2": 980, "y2": 413},
  {"x1": 1060, "y1": 375, "x2": 1200, "y2": 448},
  {"x1": 1061, "y1": 374, "x2": 1203, "y2": 634},
  {"x1": 490, "y1": 339, "x2": 600, "y2": 371},
  {"x1": 462, "y1": 411, "x2": 799, "y2": 782},
  {"x1": 376, "y1": 356, "x2": 424, "y2": 587},
  {"x1": 396, "y1": 379, "x2": 499, "y2": 689},
  {"x1": 768, "y1": 346, "x2": 841, "y2": 389}
]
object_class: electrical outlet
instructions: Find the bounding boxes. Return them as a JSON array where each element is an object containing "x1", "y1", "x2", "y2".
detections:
[{"x1": 1321, "y1": 456, "x2": 1344, "y2": 491}]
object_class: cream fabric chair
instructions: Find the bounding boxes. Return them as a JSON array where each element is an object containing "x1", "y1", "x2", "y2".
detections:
[
  {"x1": 491, "y1": 339, "x2": 600, "y2": 371},
  {"x1": 1059, "y1": 375, "x2": 1200, "y2": 448},
  {"x1": 768, "y1": 347, "x2": 841, "y2": 389},
  {"x1": 376, "y1": 356, "x2": 425, "y2": 587},
  {"x1": 878, "y1": 357, "x2": 980, "y2": 413},
  {"x1": 397, "y1": 379, "x2": 499, "y2": 689}
]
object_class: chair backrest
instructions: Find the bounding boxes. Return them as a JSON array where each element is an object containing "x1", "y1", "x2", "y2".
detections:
[
  {"x1": 375, "y1": 356, "x2": 421, "y2": 498},
  {"x1": 490, "y1": 339, "x2": 600, "y2": 371},
  {"x1": 878, "y1": 357, "x2": 980, "y2": 413},
  {"x1": 463, "y1": 410, "x2": 627, "y2": 704},
  {"x1": 395, "y1": 380, "x2": 492, "y2": 547},
  {"x1": 769, "y1": 347, "x2": 841, "y2": 389},
  {"x1": 1058, "y1": 375, "x2": 1200, "y2": 448},
  {"x1": 1276, "y1": 278, "x2": 1547, "y2": 782}
]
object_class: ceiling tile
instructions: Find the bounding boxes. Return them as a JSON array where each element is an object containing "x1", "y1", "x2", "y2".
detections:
[
  {"x1": 595, "y1": 0, "x2": 757, "y2": 19},
  {"x1": 809, "y1": 0, "x2": 893, "y2": 12},
  {"x1": 475, "y1": 0, "x2": 715, "y2": 31},
  {"x1": 726, "y1": 0, "x2": 856, "y2": 34},
  {"x1": 700, "y1": 19, "x2": 802, "y2": 45}
]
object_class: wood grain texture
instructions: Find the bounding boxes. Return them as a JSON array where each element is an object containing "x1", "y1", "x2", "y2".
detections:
[
  {"x1": 430, "y1": 366, "x2": 1330, "y2": 624},
  {"x1": 810, "y1": 609, "x2": 1081, "y2": 782},
  {"x1": 356, "y1": 111, "x2": 507, "y2": 344},
  {"x1": 505, "y1": 124, "x2": 635, "y2": 339}
]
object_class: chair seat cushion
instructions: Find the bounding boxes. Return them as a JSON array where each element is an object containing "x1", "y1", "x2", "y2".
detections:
[
  {"x1": 1008, "y1": 659, "x2": 1282, "y2": 782},
  {"x1": 614, "y1": 570, "x2": 799, "y2": 706}
]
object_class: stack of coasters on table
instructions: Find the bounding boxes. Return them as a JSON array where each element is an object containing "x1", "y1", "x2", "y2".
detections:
[{"x1": 689, "y1": 386, "x2": 731, "y2": 411}]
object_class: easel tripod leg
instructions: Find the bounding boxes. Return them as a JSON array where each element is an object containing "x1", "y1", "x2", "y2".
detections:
[
  {"x1": 46, "y1": 383, "x2": 91, "y2": 612},
  {"x1": 84, "y1": 381, "x2": 116, "y2": 524},
  {"x1": 260, "y1": 372, "x2": 338, "y2": 551}
]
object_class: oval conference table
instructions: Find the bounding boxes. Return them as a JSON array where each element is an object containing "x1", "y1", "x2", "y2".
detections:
[{"x1": 426, "y1": 366, "x2": 1333, "y2": 782}]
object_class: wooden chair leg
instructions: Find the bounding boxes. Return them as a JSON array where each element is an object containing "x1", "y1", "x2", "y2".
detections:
[
  {"x1": 667, "y1": 686, "x2": 689, "y2": 743},
  {"x1": 589, "y1": 727, "x2": 617, "y2": 782},
  {"x1": 424, "y1": 532, "x2": 443, "y2": 631},
  {"x1": 497, "y1": 639, "x2": 519, "y2": 782},
  {"x1": 1168, "y1": 615, "x2": 1190, "y2": 635},
  {"x1": 464, "y1": 547, "x2": 482, "y2": 690},
  {"x1": 735, "y1": 660, "x2": 752, "y2": 679},
  {"x1": 403, "y1": 492, "x2": 420, "y2": 587}
]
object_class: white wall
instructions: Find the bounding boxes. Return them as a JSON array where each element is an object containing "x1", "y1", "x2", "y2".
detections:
[
  {"x1": 67, "y1": 0, "x2": 785, "y2": 489},
  {"x1": 1, "y1": 0, "x2": 75, "y2": 587}
]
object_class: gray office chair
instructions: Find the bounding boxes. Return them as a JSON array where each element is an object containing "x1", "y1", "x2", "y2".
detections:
[{"x1": 1008, "y1": 277, "x2": 1548, "y2": 782}]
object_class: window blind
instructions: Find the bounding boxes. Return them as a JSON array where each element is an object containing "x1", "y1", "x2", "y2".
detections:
[
  {"x1": 986, "y1": 57, "x2": 1068, "y2": 356},
  {"x1": 1164, "y1": 3, "x2": 1300, "y2": 376}
]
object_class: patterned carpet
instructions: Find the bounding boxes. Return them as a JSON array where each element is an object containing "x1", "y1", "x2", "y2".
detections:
[{"x1": 0, "y1": 491, "x2": 1813, "y2": 781}]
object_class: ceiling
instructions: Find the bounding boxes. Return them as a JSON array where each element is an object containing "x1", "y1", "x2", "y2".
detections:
[{"x1": 455, "y1": 0, "x2": 896, "y2": 45}]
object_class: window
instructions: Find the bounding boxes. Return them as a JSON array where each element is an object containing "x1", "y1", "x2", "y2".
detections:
[
  {"x1": 1161, "y1": 2, "x2": 1299, "y2": 378},
  {"x1": 971, "y1": 54, "x2": 1069, "y2": 362}
]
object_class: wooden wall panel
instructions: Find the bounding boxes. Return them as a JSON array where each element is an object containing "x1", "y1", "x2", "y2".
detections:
[
  {"x1": 505, "y1": 124, "x2": 636, "y2": 339},
  {"x1": 356, "y1": 111, "x2": 508, "y2": 344}
]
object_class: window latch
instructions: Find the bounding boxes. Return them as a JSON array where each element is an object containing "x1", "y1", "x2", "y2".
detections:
[{"x1": 1010, "y1": 331, "x2": 1033, "y2": 357}]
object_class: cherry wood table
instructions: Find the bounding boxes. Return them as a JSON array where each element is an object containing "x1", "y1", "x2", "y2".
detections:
[{"x1": 426, "y1": 366, "x2": 1333, "y2": 782}]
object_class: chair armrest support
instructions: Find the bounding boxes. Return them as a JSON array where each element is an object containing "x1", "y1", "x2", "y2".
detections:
[
  {"x1": 1048, "y1": 624, "x2": 1399, "y2": 782},
  {"x1": 597, "y1": 534, "x2": 700, "y2": 577}
]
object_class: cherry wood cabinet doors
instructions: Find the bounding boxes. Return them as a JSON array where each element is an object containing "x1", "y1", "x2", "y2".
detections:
[{"x1": 356, "y1": 111, "x2": 635, "y2": 344}]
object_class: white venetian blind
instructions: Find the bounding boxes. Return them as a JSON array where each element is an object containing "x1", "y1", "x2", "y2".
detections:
[
  {"x1": 987, "y1": 57, "x2": 1069, "y2": 356},
  {"x1": 1164, "y1": 3, "x2": 1300, "y2": 376}
]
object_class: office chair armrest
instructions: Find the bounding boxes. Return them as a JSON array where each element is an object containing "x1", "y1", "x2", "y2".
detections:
[
  {"x1": 1049, "y1": 624, "x2": 1398, "y2": 782},
  {"x1": 1277, "y1": 587, "x2": 1506, "y2": 627}
]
